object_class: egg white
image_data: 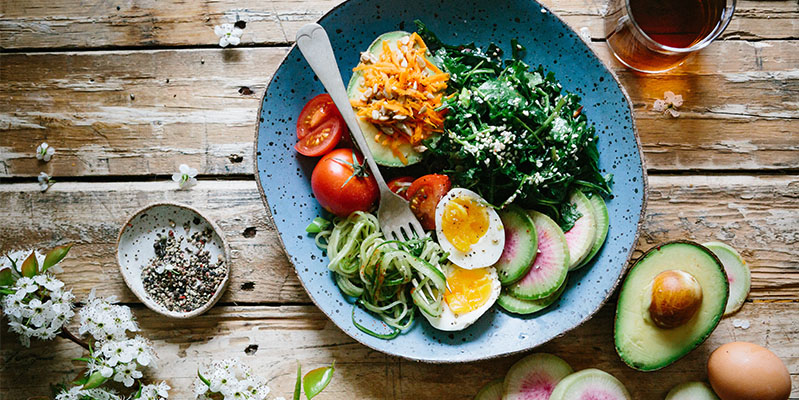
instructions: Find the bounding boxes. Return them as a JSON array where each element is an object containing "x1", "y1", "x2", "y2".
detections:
[
  {"x1": 422, "y1": 263, "x2": 501, "y2": 331},
  {"x1": 435, "y1": 188, "x2": 505, "y2": 270}
]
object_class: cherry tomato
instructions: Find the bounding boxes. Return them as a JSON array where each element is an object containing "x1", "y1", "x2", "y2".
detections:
[
  {"x1": 297, "y1": 94, "x2": 342, "y2": 139},
  {"x1": 406, "y1": 174, "x2": 451, "y2": 230},
  {"x1": 387, "y1": 176, "x2": 415, "y2": 200},
  {"x1": 311, "y1": 149, "x2": 378, "y2": 217},
  {"x1": 294, "y1": 118, "x2": 343, "y2": 157}
]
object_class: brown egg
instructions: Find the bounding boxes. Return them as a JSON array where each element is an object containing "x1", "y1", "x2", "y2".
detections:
[{"x1": 708, "y1": 342, "x2": 791, "y2": 400}]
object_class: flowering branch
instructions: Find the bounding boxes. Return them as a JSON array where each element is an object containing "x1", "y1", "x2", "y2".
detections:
[{"x1": 58, "y1": 326, "x2": 90, "y2": 350}]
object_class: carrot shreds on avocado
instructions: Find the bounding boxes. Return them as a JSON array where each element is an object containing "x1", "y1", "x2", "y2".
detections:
[{"x1": 350, "y1": 32, "x2": 448, "y2": 164}]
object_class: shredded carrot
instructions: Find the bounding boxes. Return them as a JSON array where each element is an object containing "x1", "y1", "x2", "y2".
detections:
[{"x1": 350, "y1": 32, "x2": 448, "y2": 164}]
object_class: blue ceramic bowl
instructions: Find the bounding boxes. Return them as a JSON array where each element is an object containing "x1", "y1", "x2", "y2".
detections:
[{"x1": 255, "y1": 0, "x2": 647, "y2": 362}]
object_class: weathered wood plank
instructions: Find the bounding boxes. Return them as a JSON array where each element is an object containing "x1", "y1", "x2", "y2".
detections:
[
  {"x1": 1, "y1": 302, "x2": 796, "y2": 398},
  {"x1": 1, "y1": 175, "x2": 797, "y2": 303},
  {"x1": 1, "y1": 0, "x2": 796, "y2": 49},
  {"x1": 2, "y1": 41, "x2": 798, "y2": 177}
]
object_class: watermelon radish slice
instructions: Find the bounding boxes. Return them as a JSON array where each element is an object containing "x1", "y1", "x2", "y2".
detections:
[
  {"x1": 493, "y1": 206, "x2": 538, "y2": 285},
  {"x1": 498, "y1": 277, "x2": 567, "y2": 315},
  {"x1": 549, "y1": 369, "x2": 631, "y2": 400},
  {"x1": 575, "y1": 192, "x2": 609, "y2": 270},
  {"x1": 474, "y1": 379, "x2": 504, "y2": 400},
  {"x1": 508, "y1": 211, "x2": 569, "y2": 300},
  {"x1": 563, "y1": 190, "x2": 598, "y2": 270},
  {"x1": 503, "y1": 353, "x2": 573, "y2": 400},
  {"x1": 665, "y1": 382, "x2": 720, "y2": 400},
  {"x1": 703, "y1": 242, "x2": 750, "y2": 316}
]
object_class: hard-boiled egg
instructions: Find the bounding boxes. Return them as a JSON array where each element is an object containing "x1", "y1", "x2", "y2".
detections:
[
  {"x1": 422, "y1": 263, "x2": 501, "y2": 331},
  {"x1": 435, "y1": 188, "x2": 505, "y2": 269}
]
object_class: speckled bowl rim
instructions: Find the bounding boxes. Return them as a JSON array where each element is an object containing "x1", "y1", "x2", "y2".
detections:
[
  {"x1": 253, "y1": 0, "x2": 648, "y2": 363},
  {"x1": 116, "y1": 202, "x2": 231, "y2": 319}
]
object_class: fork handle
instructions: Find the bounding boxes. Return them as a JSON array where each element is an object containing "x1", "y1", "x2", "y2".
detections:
[{"x1": 295, "y1": 23, "x2": 389, "y2": 190}]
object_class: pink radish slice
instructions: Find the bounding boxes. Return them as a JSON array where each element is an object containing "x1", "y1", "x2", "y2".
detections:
[
  {"x1": 563, "y1": 190, "x2": 597, "y2": 270},
  {"x1": 508, "y1": 211, "x2": 569, "y2": 300},
  {"x1": 503, "y1": 353, "x2": 573, "y2": 400}
]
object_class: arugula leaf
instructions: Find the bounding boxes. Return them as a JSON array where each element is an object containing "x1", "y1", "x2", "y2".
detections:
[{"x1": 558, "y1": 202, "x2": 583, "y2": 232}]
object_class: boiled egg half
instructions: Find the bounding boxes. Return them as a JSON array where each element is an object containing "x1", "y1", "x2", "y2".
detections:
[
  {"x1": 422, "y1": 263, "x2": 501, "y2": 331},
  {"x1": 435, "y1": 188, "x2": 505, "y2": 269}
]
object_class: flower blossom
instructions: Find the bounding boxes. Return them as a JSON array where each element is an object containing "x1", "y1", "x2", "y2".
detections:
[
  {"x1": 87, "y1": 336, "x2": 156, "y2": 387},
  {"x1": 653, "y1": 91, "x2": 684, "y2": 117},
  {"x1": 36, "y1": 142, "x2": 55, "y2": 162},
  {"x1": 172, "y1": 164, "x2": 198, "y2": 190},
  {"x1": 138, "y1": 382, "x2": 171, "y2": 399},
  {"x1": 38, "y1": 172, "x2": 54, "y2": 192},
  {"x1": 194, "y1": 358, "x2": 270, "y2": 400},
  {"x1": 55, "y1": 386, "x2": 121, "y2": 400},
  {"x1": 214, "y1": 24, "x2": 244, "y2": 47},
  {"x1": 1, "y1": 273, "x2": 74, "y2": 347},
  {"x1": 78, "y1": 289, "x2": 139, "y2": 342}
]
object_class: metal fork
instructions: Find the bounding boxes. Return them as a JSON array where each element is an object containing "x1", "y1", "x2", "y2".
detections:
[{"x1": 296, "y1": 23, "x2": 425, "y2": 241}]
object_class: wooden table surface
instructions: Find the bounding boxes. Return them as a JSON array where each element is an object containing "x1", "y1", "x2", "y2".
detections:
[{"x1": 1, "y1": 0, "x2": 797, "y2": 398}]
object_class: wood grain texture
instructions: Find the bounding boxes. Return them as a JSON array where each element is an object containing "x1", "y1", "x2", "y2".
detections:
[
  {"x1": 2, "y1": 40, "x2": 798, "y2": 177},
  {"x1": 1, "y1": 303, "x2": 796, "y2": 398},
  {"x1": 2, "y1": 0, "x2": 796, "y2": 50},
  {"x1": 1, "y1": 175, "x2": 797, "y2": 303}
]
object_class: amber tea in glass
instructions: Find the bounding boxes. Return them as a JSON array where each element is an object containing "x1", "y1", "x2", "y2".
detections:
[{"x1": 604, "y1": 0, "x2": 735, "y2": 73}]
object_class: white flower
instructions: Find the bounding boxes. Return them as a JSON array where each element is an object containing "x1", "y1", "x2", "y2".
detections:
[
  {"x1": 139, "y1": 382, "x2": 171, "y2": 399},
  {"x1": 194, "y1": 358, "x2": 270, "y2": 400},
  {"x1": 38, "y1": 172, "x2": 54, "y2": 192},
  {"x1": 653, "y1": 91, "x2": 683, "y2": 117},
  {"x1": 214, "y1": 24, "x2": 244, "y2": 47},
  {"x1": 78, "y1": 289, "x2": 139, "y2": 342},
  {"x1": 55, "y1": 386, "x2": 121, "y2": 400},
  {"x1": 172, "y1": 164, "x2": 198, "y2": 190},
  {"x1": 36, "y1": 142, "x2": 55, "y2": 162},
  {"x1": 89, "y1": 335, "x2": 156, "y2": 388},
  {"x1": 1, "y1": 273, "x2": 74, "y2": 347}
]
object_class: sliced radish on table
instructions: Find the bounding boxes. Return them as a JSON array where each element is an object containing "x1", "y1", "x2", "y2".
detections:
[
  {"x1": 665, "y1": 381, "x2": 720, "y2": 400},
  {"x1": 703, "y1": 241, "x2": 750, "y2": 316},
  {"x1": 503, "y1": 353, "x2": 573, "y2": 400},
  {"x1": 549, "y1": 369, "x2": 631, "y2": 400},
  {"x1": 474, "y1": 378, "x2": 504, "y2": 400}
]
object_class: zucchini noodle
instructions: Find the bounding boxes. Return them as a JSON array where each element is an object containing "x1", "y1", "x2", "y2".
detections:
[{"x1": 315, "y1": 211, "x2": 448, "y2": 337}]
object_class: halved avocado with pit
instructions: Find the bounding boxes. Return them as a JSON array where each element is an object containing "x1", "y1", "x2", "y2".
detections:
[
  {"x1": 614, "y1": 241, "x2": 728, "y2": 371},
  {"x1": 346, "y1": 31, "x2": 435, "y2": 167}
]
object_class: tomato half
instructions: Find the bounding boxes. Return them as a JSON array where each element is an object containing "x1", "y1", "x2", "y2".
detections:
[
  {"x1": 311, "y1": 149, "x2": 379, "y2": 217},
  {"x1": 294, "y1": 118, "x2": 343, "y2": 157},
  {"x1": 406, "y1": 174, "x2": 451, "y2": 230},
  {"x1": 297, "y1": 94, "x2": 342, "y2": 139},
  {"x1": 387, "y1": 176, "x2": 415, "y2": 200}
]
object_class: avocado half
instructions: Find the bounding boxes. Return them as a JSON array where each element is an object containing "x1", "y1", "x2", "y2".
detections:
[
  {"x1": 346, "y1": 31, "x2": 431, "y2": 167},
  {"x1": 614, "y1": 241, "x2": 729, "y2": 371}
]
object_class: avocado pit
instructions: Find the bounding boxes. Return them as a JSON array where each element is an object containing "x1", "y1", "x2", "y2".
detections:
[{"x1": 648, "y1": 270, "x2": 703, "y2": 329}]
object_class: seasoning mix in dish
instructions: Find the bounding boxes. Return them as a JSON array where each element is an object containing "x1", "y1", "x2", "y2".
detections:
[{"x1": 141, "y1": 221, "x2": 227, "y2": 313}]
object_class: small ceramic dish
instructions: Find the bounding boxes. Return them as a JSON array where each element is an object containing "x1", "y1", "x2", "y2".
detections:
[{"x1": 117, "y1": 202, "x2": 230, "y2": 318}]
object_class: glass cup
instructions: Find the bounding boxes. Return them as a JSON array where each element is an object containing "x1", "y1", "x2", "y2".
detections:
[{"x1": 604, "y1": 0, "x2": 736, "y2": 73}]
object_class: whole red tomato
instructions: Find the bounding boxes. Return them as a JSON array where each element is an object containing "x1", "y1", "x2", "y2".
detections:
[{"x1": 311, "y1": 149, "x2": 379, "y2": 217}]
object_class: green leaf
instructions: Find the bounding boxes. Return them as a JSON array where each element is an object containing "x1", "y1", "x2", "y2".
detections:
[
  {"x1": 132, "y1": 382, "x2": 143, "y2": 399},
  {"x1": 303, "y1": 362, "x2": 335, "y2": 400},
  {"x1": 81, "y1": 371, "x2": 108, "y2": 389},
  {"x1": 0, "y1": 268, "x2": 14, "y2": 287},
  {"x1": 305, "y1": 217, "x2": 331, "y2": 234},
  {"x1": 0, "y1": 287, "x2": 16, "y2": 295},
  {"x1": 20, "y1": 251, "x2": 38, "y2": 277},
  {"x1": 293, "y1": 362, "x2": 302, "y2": 400},
  {"x1": 72, "y1": 375, "x2": 89, "y2": 386},
  {"x1": 42, "y1": 244, "x2": 72, "y2": 272},
  {"x1": 558, "y1": 201, "x2": 583, "y2": 232},
  {"x1": 197, "y1": 370, "x2": 211, "y2": 387}
]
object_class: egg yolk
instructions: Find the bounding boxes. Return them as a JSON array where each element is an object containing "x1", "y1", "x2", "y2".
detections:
[
  {"x1": 444, "y1": 266, "x2": 494, "y2": 315},
  {"x1": 442, "y1": 196, "x2": 489, "y2": 253}
]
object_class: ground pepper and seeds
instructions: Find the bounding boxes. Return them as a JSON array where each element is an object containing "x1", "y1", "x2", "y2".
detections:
[{"x1": 141, "y1": 221, "x2": 227, "y2": 313}]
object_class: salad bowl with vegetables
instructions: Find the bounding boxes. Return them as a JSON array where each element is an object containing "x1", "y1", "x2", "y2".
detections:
[{"x1": 255, "y1": 0, "x2": 646, "y2": 362}]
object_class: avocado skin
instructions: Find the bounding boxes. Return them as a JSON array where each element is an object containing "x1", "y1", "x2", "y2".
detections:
[{"x1": 614, "y1": 240, "x2": 729, "y2": 371}]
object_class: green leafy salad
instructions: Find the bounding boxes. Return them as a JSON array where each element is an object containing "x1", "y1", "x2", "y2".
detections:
[{"x1": 417, "y1": 22, "x2": 612, "y2": 215}]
